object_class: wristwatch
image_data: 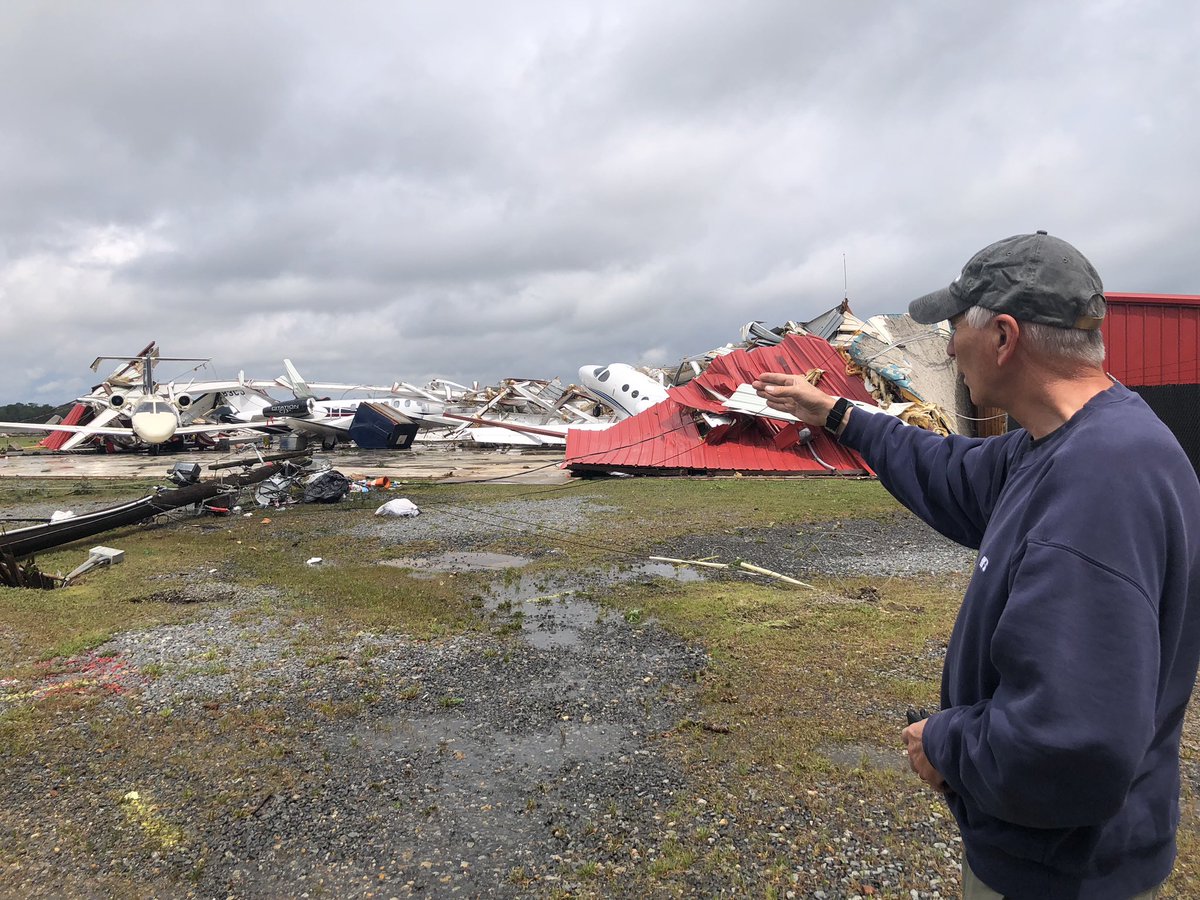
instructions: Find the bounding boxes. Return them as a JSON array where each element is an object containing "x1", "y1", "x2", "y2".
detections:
[{"x1": 824, "y1": 397, "x2": 851, "y2": 433}]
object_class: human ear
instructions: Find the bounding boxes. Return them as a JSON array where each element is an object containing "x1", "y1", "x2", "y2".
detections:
[{"x1": 994, "y1": 315, "x2": 1019, "y2": 363}]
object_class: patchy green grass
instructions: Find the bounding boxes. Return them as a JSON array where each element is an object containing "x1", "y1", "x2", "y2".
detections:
[
  {"x1": 586, "y1": 568, "x2": 968, "y2": 896},
  {"x1": 0, "y1": 485, "x2": 489, "y2": 666},
  {"x1": 0, "y1": 434, "x2": 47, "y2": 451},
  {"x1": 0, "y1": 475, "x2": 900, "y2": 671},
  {"x1": 602, "y1": 572, "x2": 960, "y2": 762},
  {"x1": 576, "y1": 474, "x2": 897, "y2": 524},
  {"x1": 0, "y1": 583, "x2": 201, "y2": 671},
  {"x1": 384, "y1": 476, "x2": 900, "y2": 560},
  {"x1": 0, "y1": 475, "x2": 161, "y2": 505}
]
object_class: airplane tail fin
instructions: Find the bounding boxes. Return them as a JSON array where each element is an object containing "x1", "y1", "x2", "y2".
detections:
[{"x1": 282, "y1": 359, "x2": 314, "y2": 399}]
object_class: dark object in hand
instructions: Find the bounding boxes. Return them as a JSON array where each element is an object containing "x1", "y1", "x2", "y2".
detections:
[{"x1": 905, "y1": 707, "x2": 931, "y2": 725}]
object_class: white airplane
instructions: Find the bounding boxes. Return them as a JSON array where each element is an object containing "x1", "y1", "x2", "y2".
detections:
[
  {"x1": 0, "y1": 344, "x2": 271, "y2": 449},
  {"x1": 258, "y1": 359, "x2": 423, "y2": 447},
  {"x1": 577, "y1": 364, "x2": 670, "y2": 420}
]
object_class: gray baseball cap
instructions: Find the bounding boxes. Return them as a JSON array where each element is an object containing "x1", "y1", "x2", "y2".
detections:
[{"x1": 909, "y1": 231, "x2": 1106, "y2": 330}]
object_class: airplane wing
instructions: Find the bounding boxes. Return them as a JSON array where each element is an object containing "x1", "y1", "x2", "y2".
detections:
[
  {"x1": 172, "y1": 423, "x2": 271, "y2": 436},
  {"x1": 0, "y1": 420, "x2": 137, "y2": 437},
  {"x1": 1, "y1": 420, "x2": 268, "y2": 438},
  {"x1": 289, "y1": 381, "x2": 406, "y2": 395},
  {"x1": 280, "y1": 417, "x2": 347, "y2": 439},
  {"x1": 168, "y1": 379, "x2": 251, "y2": 394},
  {"x1": 59, "y1": 406, "x2": 127, "y2": 451}
]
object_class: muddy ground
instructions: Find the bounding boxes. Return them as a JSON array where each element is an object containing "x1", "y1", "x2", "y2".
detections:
[{"x1": 3, "y1": 486, "x2": 1193, "y2": 899}]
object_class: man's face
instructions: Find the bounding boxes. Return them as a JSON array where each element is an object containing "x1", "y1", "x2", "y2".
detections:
[{"x1": 947, "y1": 312, "x2": 991, "y2": 407}]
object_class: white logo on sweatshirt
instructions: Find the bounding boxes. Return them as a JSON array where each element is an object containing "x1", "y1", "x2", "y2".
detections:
[{"x1": 979, "y1": 556, "x2": 990, "y2": 573}]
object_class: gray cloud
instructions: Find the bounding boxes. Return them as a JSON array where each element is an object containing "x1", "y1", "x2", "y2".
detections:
[{"x1": 1, "y1": 0, "x2": 1197, "y2": 405}]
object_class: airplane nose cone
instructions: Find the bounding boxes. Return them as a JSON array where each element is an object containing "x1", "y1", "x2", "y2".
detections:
[{"x1": 131, "y1": 408, "x2": 179, "y2": 444}]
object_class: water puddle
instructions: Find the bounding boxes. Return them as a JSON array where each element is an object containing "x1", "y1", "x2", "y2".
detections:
[
  {"x1": 379, "y1": 551, "x2": 532, "y2": 572},
  {"x1": 379, "y1": 551, "x2": 706, "y2": 649},
  {"x1": 484, "y1": 562, "x2": 705, "y2": 649}
]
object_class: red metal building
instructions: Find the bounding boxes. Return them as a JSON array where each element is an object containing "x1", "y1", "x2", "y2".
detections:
[{"x1": 1103, "y1": 293, "x2": 1200, "y2": 472}]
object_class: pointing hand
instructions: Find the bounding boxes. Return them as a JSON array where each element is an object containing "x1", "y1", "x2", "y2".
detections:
[{"x1": 751, "y1": 373, "x2": 839, "y2": 428}]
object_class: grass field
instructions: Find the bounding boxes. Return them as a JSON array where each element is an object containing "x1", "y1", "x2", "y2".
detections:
[{"x1": 1, "y1": 433, "x2": 48, "y2": 452}]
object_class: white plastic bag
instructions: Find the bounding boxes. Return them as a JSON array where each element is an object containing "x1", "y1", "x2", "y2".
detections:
[{"x1": 375, "y1": 498, "x2": 420, "y2": 518}]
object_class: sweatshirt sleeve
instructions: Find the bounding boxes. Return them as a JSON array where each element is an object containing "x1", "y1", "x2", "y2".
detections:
[
  {"x1": 921, "y1": 539, "x2": 1159, "y2": 828},
  {"x1": 838, "y1": 410, "x2": 1018, "y2": 549}
]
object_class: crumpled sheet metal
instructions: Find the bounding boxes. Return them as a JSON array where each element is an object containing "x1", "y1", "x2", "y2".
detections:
[
  {"x1": 564, "y1": 335, "x2": 874, "y2": 476},
  {"x1": 669, "y1": 334, "x2": 877, "y2": 414}
]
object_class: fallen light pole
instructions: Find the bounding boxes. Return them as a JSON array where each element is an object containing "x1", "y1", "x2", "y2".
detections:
[{"x1": 0, "y1": 458, "x2": 304, "y2": 577}]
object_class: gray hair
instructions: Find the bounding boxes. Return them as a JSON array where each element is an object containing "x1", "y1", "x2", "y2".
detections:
[{"x1": 964, "y1": 298, "x2": 1106, "y2": 367}]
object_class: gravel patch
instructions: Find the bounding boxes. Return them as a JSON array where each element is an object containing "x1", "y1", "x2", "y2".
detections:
[
  {"x1": 656, "y1": 511, "x2": 977, "y2": 579},
  {"x1": 91, "y1": 573, "x2": 706, "y2": 898},
  {"x1": 344, "y1": 495, "x2": 620, "y2": 546}
]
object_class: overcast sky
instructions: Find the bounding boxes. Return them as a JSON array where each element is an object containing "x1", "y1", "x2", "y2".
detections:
[{"x1": 1, "y1": 0, "x2": 1196, "y2": 405}]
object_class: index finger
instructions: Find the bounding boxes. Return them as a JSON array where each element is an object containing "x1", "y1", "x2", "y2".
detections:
[{"x1": 754, "y1": 372, "x2": 795, "y2": 387}]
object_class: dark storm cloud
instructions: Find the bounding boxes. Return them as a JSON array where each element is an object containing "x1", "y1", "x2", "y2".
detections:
[{"x1": 1, "y1": 0, "x2": 1198, "y2": 405}]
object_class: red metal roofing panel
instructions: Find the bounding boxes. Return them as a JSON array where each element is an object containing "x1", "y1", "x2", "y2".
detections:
[
  {"x1": 670, "y1": 334, "x2": 877, "y2": 413},
  {"x1": 1104, "y1": 294, "x2": 1200, "y2": 386},
  {"x1": 1182, "y1": 311, "x2": 1199, "y2": 382},
  {"x1": 564, "y1": 397, "x2": 869, "y2": 475},
  {"x1": 564, "y1": 334, "x2": 875, "y2": 476},
  {"x1": 1104, "y1": 292, "x2": 1200, "y2": 308},
  {"x1": 39, "y1": 403, "x2": 90, "y2": 450}
]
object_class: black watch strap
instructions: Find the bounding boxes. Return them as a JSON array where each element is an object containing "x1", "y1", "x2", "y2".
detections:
[{"x1": 824, "y1": 397, "x2": 851, "y2": 433}]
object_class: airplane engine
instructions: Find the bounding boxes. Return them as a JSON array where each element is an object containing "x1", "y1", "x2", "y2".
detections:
[
  {"x1": 264, "y1": 398, "x2": 315, "y2": 418},
  {"x1": 108, "y1": 392, "x2": 127, "y2": 410},
  {"x1": 174, "y1": 392, "x2": 194, "y2": 410}
]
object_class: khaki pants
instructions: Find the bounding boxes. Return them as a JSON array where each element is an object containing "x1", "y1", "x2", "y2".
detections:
[{"x1": 962, "y1": 859, "x2": 1160, "y2": 899}]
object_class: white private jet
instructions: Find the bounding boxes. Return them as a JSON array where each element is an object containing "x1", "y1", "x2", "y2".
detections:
[
  {"x1": 256, "y1": 359, "x2": 425, "y2": 448},
  {"x1": 577, "y1": 364, "x2": 670, "y2": 420},
  {"x1": 0, "y1": 344, "x2": 272, "y2": 449}
]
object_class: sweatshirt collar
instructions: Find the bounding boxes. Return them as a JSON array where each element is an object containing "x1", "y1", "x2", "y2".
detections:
[{"x1": 1026, "y1": 381, "x2": 1130, "y2": 451}]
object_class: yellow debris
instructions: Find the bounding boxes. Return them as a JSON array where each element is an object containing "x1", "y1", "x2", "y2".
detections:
[
  {"x1": 898, "y1": 400, "x2": 955, "y2": 436},
  {"x1": 121, "y1": 790, "x2": 183, "y2": 850}
]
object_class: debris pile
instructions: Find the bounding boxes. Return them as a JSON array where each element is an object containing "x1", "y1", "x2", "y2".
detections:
[
  {"x1": 564, "y1": 301, "x2": 959, "y2": 476},
  {"x1": 3, "y1": 300, "x2": 959, "y2": 464},
  {"x1": 0, "y1": 454, "x2": 315, "y2": 587}
]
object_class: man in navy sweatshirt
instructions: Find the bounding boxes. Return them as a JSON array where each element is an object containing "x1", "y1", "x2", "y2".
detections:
[{"x1": 753, "y1": 231, "x2": 1200, "y2": 899}]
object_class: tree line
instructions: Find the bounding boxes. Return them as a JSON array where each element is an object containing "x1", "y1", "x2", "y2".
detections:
[{"x1": 0, "y1": 402, "x2": 65, "y2": 423}]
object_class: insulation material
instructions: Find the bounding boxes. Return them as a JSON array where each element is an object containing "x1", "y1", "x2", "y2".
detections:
[{"x1": 838, "y1": 314, "x2": 961, "y2": 435}]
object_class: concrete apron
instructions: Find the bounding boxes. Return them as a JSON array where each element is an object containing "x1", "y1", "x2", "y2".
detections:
[{"x1": 0, "y1": 446, "x2": 573, "y2": 485}]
